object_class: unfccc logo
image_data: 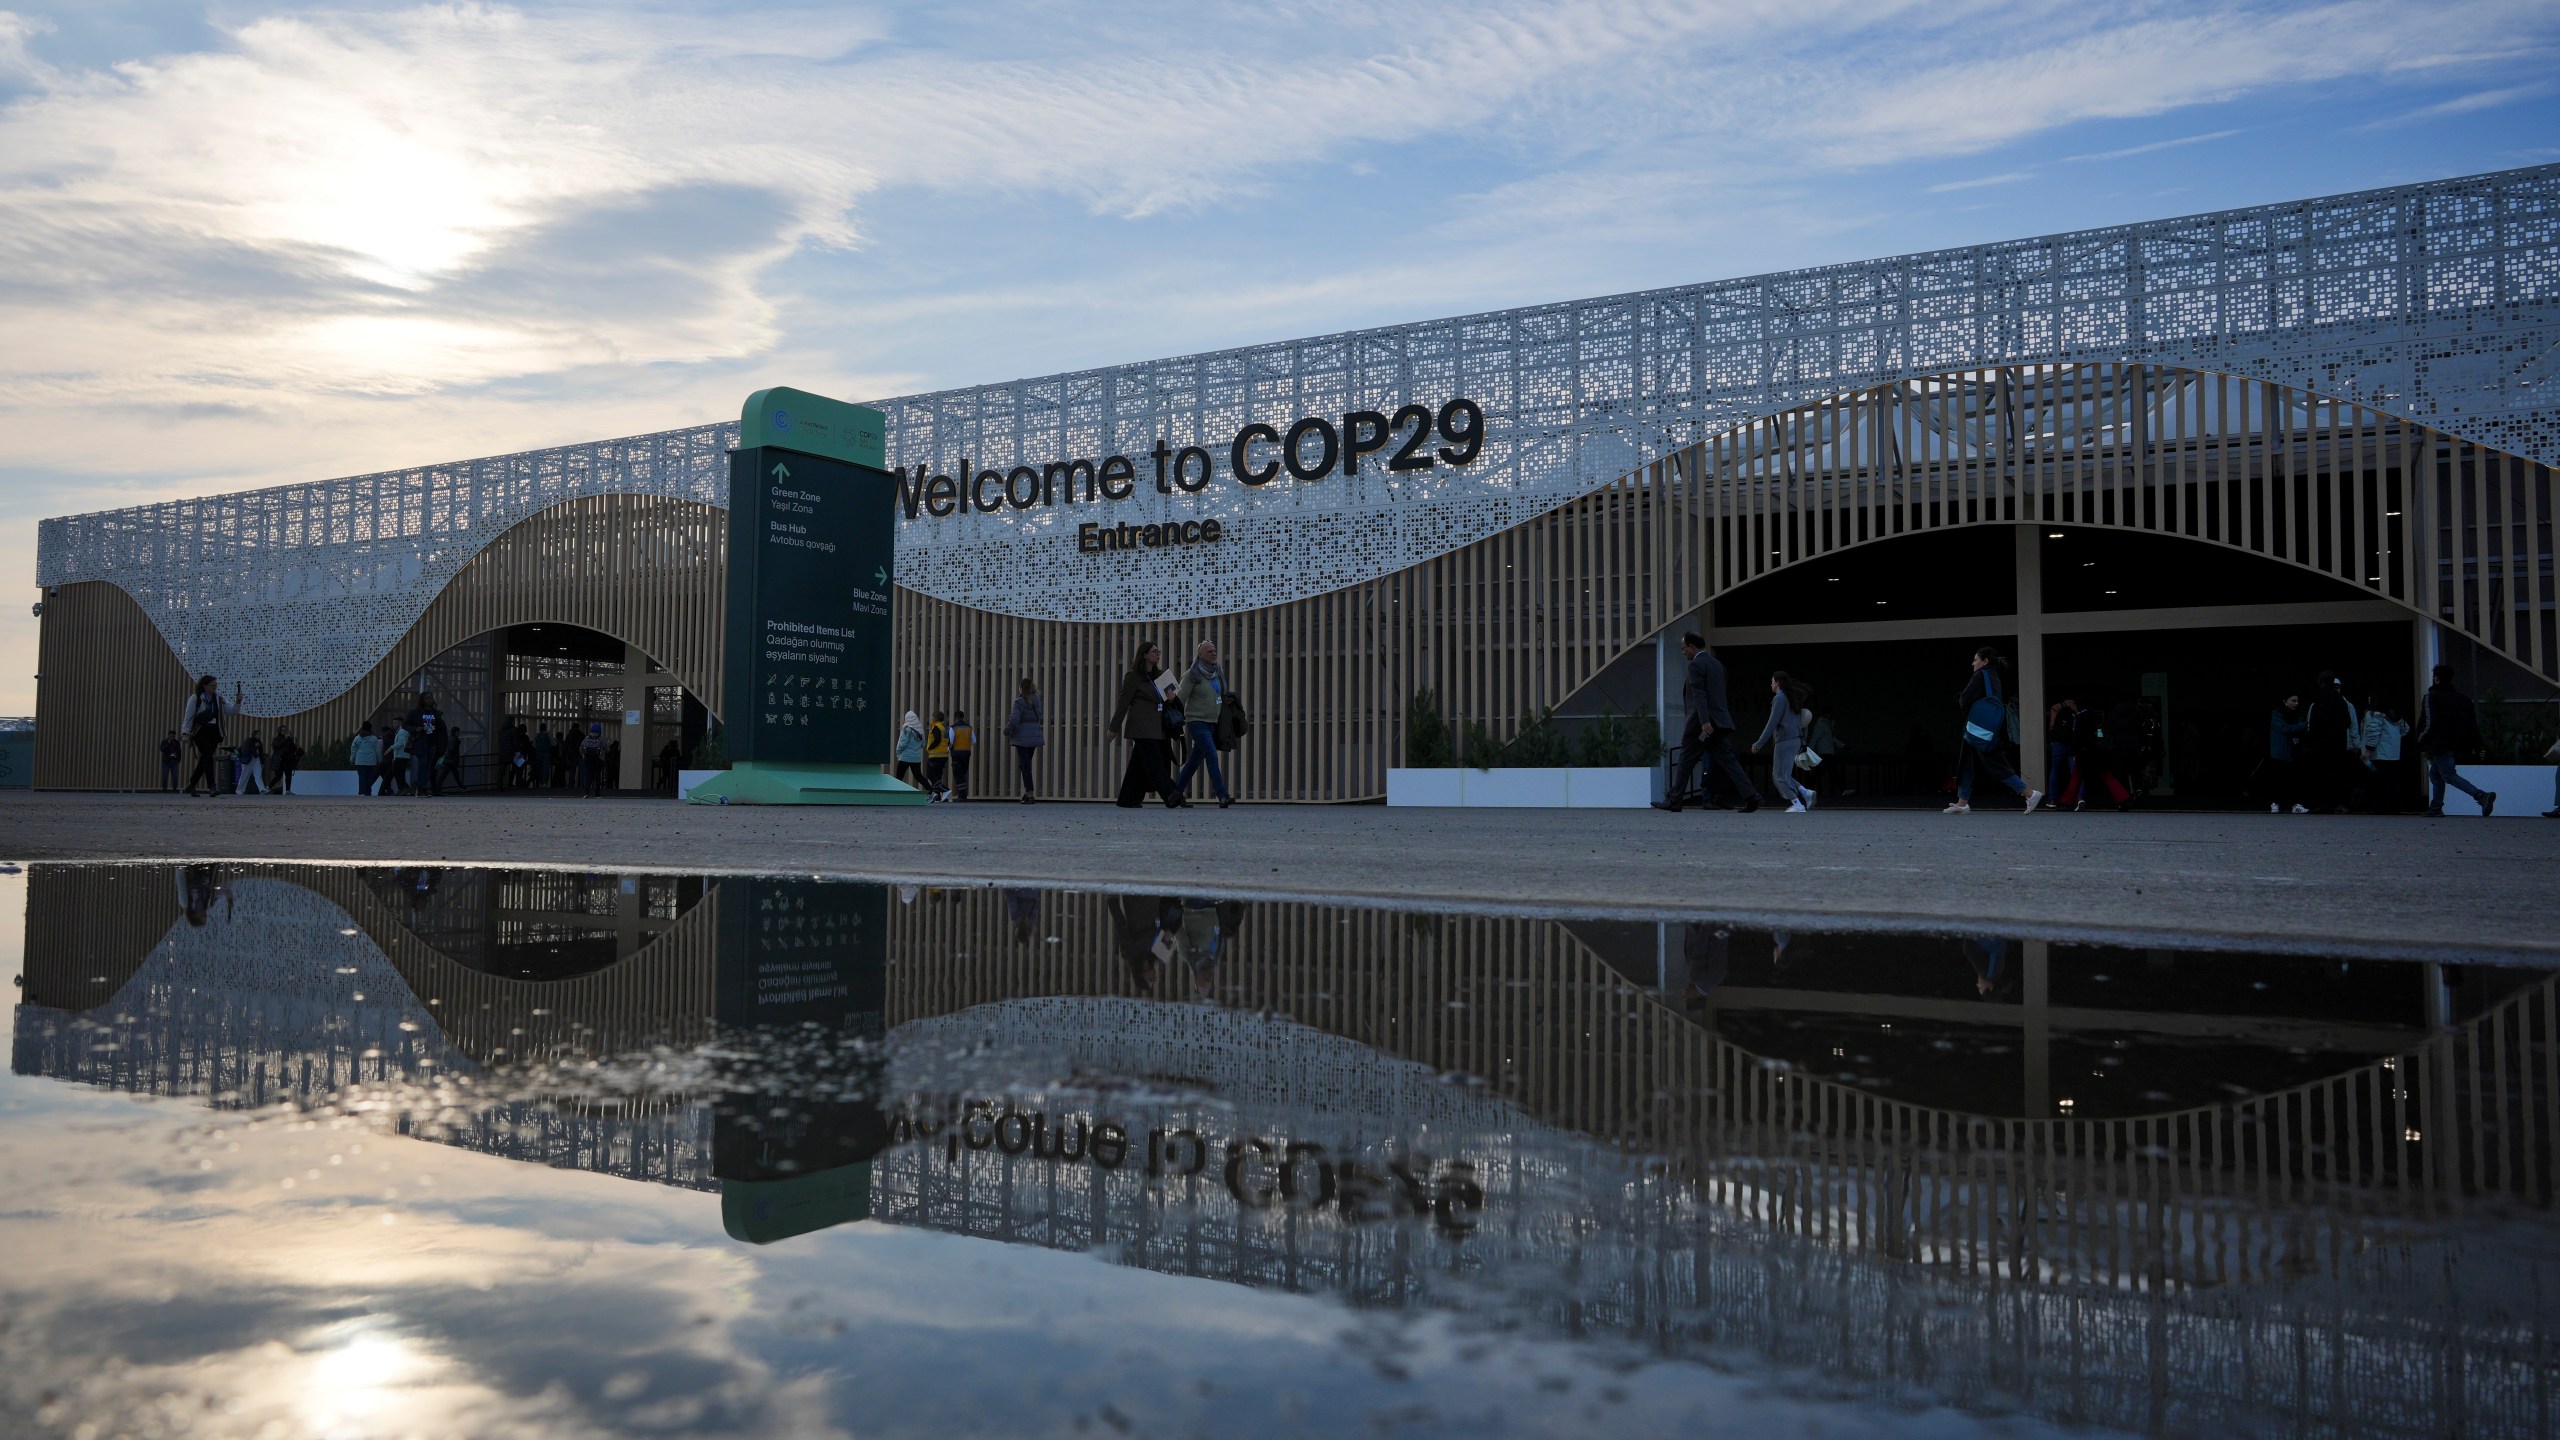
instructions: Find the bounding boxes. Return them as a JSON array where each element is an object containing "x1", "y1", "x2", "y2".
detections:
[{"x1": 770, "y1": 410, "x2": 791, "y2": 432}]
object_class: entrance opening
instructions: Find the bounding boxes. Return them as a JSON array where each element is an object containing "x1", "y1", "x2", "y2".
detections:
[
  {"x1": 368, "y1": 625, "x2": 708, "y2": 793},
  {"x1": 1565, "y1": 524, "x2": 2436, "y2": 807}
]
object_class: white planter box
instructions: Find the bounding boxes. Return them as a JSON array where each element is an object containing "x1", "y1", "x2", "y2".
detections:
[
  {"x1": 1386, "y1": 767, "x2": 1656, "y2": 808},
  {"x1": 1385, "y1": 769, "x2": 1464, "y2": 807},
  {"x1": 291, "y1": 770, "x2": 359, "y2": 796},
  {"x1": 2439, "y1": 763, "x2": 2555, "y2": 817},
  {"x1": 678, "y1": 768, "x2": 726, "y2": 801}
]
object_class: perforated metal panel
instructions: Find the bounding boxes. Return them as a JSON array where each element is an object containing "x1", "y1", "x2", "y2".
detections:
[{"x1": 37, "y1": 165, "x2": 2560, "y2": 715}]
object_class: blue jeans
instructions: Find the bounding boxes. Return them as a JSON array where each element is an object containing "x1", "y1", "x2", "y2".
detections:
[
  {"x1": 2426, "y1": 751, "x2": 2488, "y2": 809},
  {"x1": 1172, "y1": 722, "x2": 1229, "y2": 800},
  {"x1": 1958, "y1": 743, "x2": 2027, "y2": 801}
]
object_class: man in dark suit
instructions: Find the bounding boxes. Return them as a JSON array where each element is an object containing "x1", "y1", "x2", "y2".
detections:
[{"x1": 1653, "y1": 632, "x2": 1762, "y2": 814}]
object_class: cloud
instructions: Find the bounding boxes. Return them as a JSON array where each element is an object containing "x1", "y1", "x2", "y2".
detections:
[
  {"x1": 1799, "y1": 0, "x2": 2556, "y2": 163},
  {"x1": 2358, "y1": 80, "x2": 2553, "y2": 128},
  {"x1": 2, "y1": 0, "x2": 2557, "y2": 717},
  {"x1": 2060, "y1": 127, "x2": 2243, "y2": 163},
  {"x1": 1925, "y1": 170, "x2": 2035, "y2": 193}
]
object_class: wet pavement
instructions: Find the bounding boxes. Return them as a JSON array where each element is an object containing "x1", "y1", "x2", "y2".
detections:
[
  {"x1": 2, "y1": 860, "x2": 2556, "y2": 1438},
  {"x1": 8, "y1": 790, "x2": 2558, "y2": 959}
]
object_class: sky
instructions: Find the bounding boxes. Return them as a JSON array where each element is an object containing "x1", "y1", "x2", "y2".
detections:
[{"x1": 1, "y1": 0, "x2": 2556, "y2": 718}]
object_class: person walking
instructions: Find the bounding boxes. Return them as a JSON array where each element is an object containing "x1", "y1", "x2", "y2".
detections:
[
  {"x1": 233, "y1": 730, "x2": 267, "y2": 795},
  {"x1": 350, "y1": 725, "x2": 383, "y2": 797},
  {"x1": 177, "y1": 675, "x2": 229, "y2": 797},
  {"x1": 2360, "y1": 694, "x2": 2410, "y2": 815},
  {"x1": 1946, "y1": 646, "x2": 2041, "y2": 815},
  {"x1": 2415, "y1": 664, "x2": 2497, "y2": 816},
  {"x1": 1003, "y1": 678, "x2": 1045, "y2": 803},
  {"x1": 533, "y1": 723, "x2": 556, "y2": 790},
  {"x1": 1749, "y1": 670, "x2": 1815, "y2": 812},
  {"x1": 894, "y1": 710, "x2": 929, "y2": 793},
  {"x1": 2057, "y1": 698, "x2": 2133, "y2": 811},
  {"x1": 923, "y1": 710, "x2": 953, "y2": 802},
  {"x1": 407, "y1": 693, "x2": 445, "y2": 797},
  {"x1": 603, "y1": 738, "x2": 620, "y2": 790},
  {"x1": 383, "y1": 721, "x2": 411, "y2": 795},
  {"x1": 2043, "y1": 700, "x2": 2078, "y2": 811},
  {"x1": 2303, "y1": 671, "x2": 2358, "y2": 814},
  {"x1": 1170, "y1": 640, "x2": 1236, "y2": 808},
  {"x1": 2262, "y1": 694, "x2": 2308, "y2": 814},
  {"x1": 950, "y1": 709, "x2": 976, "y2": 801},
  {"x1": 578, "y1": 722, "x2": 606, "y2": 797},
  {"x1": 158, "y1": 731, "x2": 183, "y2": 792},
  {"x1": 1109, "y1": 640, "x2": 1182, "y2": 809},
  {"x1": 271, "y1": 727, "x2": 302, "y2": 795},
  {"x1": 1652, "y1": 632, "x2": 1760, "y2": 813}
]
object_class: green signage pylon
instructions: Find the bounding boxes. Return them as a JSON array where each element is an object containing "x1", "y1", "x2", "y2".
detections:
[{"x1": 687, "y1": 387, "x2": 927, "y2": 806}]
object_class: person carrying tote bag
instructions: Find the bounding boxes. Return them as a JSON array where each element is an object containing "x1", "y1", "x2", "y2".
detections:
[{"x1": 1945, "y1": 646, "x2": 2041, "y2": 815}]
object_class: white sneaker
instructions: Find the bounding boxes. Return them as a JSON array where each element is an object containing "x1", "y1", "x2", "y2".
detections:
[
  {"x1": 1785, "y1": 800, "x2": 1808, "y2": 813},
  {"x1": 1942, "y1": 801, "x2": 1972, "y2": 814},
  {"x1": 2022, "y1": 789, "x2": 2044, "y2": 813},
  {"x1": 2270, "y1": 803, "x2": 2280, "y2": 814},
  {"x1": 1800, "y1": 792, "x2": 1816, "y2": 811},
  {"x1": 2291, "y1": 804, "x2": 2310, "y2": 814}
]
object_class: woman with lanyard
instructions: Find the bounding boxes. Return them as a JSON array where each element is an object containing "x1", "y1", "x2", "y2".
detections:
[{"x1": 1169, "y1": 640, "x2": 1234, "y2": 808}]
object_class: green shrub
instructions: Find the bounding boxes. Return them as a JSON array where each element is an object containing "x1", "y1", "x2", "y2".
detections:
[
  {"x1": 1404, "y1": 688, "x2": 1456, "y2": 768},
  {"x1": 2479, "y1": 689, "x2": 2557, "y2": 764},
  {"x1": 1502, "y1": 708, "x2": 1573, "y2": 768},
  {"x1": 688, "y1": 724, "x2": 729, "y2": 770},
  {"x1": 1576, "y1": 709, "x2": 1623, "y2": 768}
]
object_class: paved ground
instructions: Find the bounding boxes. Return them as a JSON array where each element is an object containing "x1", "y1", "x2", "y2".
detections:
[{"x1": 10, "y1": 790, "x2": 2555, "y2": 960}]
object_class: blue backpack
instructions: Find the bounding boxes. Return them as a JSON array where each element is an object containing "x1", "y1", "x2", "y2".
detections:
[{"x1": 1963, "y1": 668, "x2": 2006, "y2": 751}]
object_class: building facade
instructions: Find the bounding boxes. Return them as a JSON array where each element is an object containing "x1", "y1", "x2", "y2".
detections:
[{"x1": 33, "y1": 165, "x2": 2560, "y2": 799}]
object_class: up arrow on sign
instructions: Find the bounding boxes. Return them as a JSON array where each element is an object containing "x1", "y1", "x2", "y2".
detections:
[{"x1": 771, "y1": 462, "x2": 791, "y2": 483}]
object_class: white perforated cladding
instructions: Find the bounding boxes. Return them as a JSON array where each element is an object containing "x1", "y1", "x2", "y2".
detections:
[{"x1": 38, "y1": 164, "x2": 2560, "y2": 715}]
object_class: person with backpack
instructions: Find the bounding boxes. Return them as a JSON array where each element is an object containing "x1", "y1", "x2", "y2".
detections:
[
  {"x1": 350, "y1": 725, "x2": 383, "y2": 797},
  {"x1": 158, "y1": 731, "x2": 183, "y2": 792},
  {"x1": 176, "y1": 675, "x2": 229, "y2": 797},
  {"x1": 2415, "y1": 665, "x2": 2496, "y2": 816},
  {"x1": 923, "y1": 710, "x2": 953, "y2": 802},
  {"x1": 1946, "y1": 645, "x2": 2041, "y2": 815},
  {"x1": 1748, "y1": 670, "x2": 1815, "y2": 813},
  {"x1": 2360, "y1": 693, "x2": 2410, "y2": 814},
  {"x1": 950, "y1": 709, "x2": 976, "y2": 801},
  {"x1": 1170, "y1": 640, "x2": 1236, "y2": 808},
  {"x1": 233, "y1": 730, "x2": 268, "y2": 795},
  {"x1": 1003, "y1": 679, "x2": 1045, "y2": 803},
  {"x1": 578, "y1": 722, "x2": 607, "y2": 798},
  {"x1": 2056, "y1": 697, "x2": 2133, "y2": 811}
]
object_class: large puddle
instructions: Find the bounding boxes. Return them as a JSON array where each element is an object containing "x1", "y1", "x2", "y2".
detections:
[{"x1": 1, "y1": 862, "x2": 2553, "y2": 1438}]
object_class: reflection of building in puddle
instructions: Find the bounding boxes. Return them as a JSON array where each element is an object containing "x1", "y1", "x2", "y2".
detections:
[{"x1": 13, "y1": 863, "x2": 2560, "y2": 1438}]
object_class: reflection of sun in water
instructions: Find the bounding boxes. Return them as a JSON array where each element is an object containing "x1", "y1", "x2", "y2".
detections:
[{"x1": 302, "y1": 1324, "x2": 435, "y2": 1428}]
